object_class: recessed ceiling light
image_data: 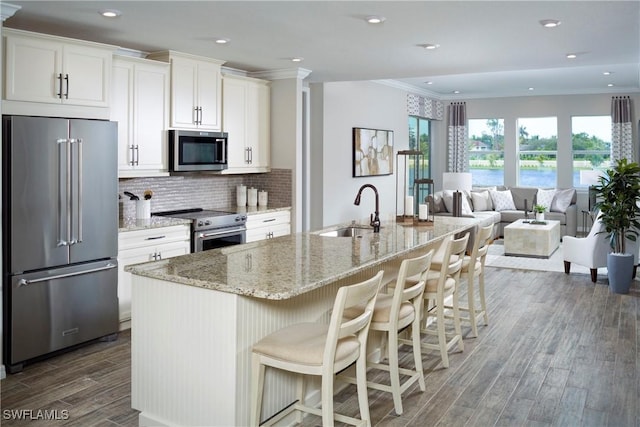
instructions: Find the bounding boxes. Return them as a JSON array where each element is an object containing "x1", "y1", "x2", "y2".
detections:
[
  {"x1": 539, "y1": 19, "x2": 561, "y2": 28},
  {"x1": 99, "y1": 9, "x2": 121, "y2": 18},
  {"x1": 291, "y1": 57, "x2": 304, "y2": 63},
  {"x1": 566, "y1": 53, "x2": 577, "y2": 59},
  {"x1": 453, "y1": 90, "x2": 460, "y2": 94},
  {"x1": 365, "y1": 15, "x2": 385, "y2": 24},
  {"x1": 608, "y1": 83, "x2": 615, "y2": 87},
  {"x1": 215, "y1": 38, "x2": 230, "y2": 44},
  {"x1": 528, "y1": 87, "x2": 534, "y2": 91},
  {"x1": 425, "y1": 81, "x2": 433, "y2": 85},
  {"x1": 422, "y1": 44, "x2": 440, "y2": 50},
  {"x1": 603, "y1": 71, "x2": 612, "y2": 76}
]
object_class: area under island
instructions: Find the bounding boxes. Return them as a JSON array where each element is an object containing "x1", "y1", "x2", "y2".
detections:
[{"x1": 126, "y1": 216, "x2": 480, "y2": 426}]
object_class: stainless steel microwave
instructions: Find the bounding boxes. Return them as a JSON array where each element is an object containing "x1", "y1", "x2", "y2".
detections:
[{"x1": 169, "y1": 130, "x2": 228, "y2": 172}]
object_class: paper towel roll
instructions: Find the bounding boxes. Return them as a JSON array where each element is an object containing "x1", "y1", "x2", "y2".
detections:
[
  {"x1": 237, "y1": 185, "x2": 247, "y2": 207},
  {"x1": 404, "y1": 196, "x2": 414, "y2": 216},
  {"x1": 247, "y1": 187, "x2": 258, "y2": 207}
]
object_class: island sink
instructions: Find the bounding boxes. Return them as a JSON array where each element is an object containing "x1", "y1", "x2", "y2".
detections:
[{"x1": 318, "y1": 225, "x2": 374, "y2": 238}]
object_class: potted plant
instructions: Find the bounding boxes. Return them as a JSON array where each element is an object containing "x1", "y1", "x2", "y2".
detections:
[
  {"x1": 593, "y1": 158, "x2": 640, "y2": 293},
  {"x1": 533, "y1": 204, "x2": 546, "y2": 221}
]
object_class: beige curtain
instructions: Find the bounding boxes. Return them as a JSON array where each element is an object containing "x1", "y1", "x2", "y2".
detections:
[
  {"x1": 447, "y1": 102, "x2": 468, "y2": 172},
  {"x1": 611, "y1": 96, "x2": 633, "y2": 162}
]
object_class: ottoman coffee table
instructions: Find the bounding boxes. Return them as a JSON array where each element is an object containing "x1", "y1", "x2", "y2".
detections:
[{"x1": 504, "y1": 219, "x2": 561, "y2": 258}]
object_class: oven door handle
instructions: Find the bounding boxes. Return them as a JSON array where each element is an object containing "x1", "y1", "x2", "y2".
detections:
[{"x1": 198, "y1": 227, "x2": 246, "y2": 239}]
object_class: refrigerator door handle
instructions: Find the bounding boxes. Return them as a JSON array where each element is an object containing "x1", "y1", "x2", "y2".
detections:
[
  {"x1": 17, "y1": 263, "x2": 117, "y2": 287},
  {"x1": 75, "y1": 138, "x2": 83, "y2": 243},
  {"x1": 57, "y1": 138, "x2": 70, "y2": 247}
]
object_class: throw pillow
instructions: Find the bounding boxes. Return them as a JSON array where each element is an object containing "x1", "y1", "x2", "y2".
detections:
[
  {"x1": 489, "y1": 189, "x2": 516, "y2": 211},
  {"x1": 471, "y1": 190, "x2": 493, "y2": 211},
  {"x1": 536, "y1": 188, "x2": 556, "y2": 211},
  {"x1": 551, "y1": 188, "x2": 575, "y2": 213}
]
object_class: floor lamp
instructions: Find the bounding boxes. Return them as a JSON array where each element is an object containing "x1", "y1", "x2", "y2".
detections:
[{"x1": 442, "y1": 172, "x2": 472, "y2": 217}]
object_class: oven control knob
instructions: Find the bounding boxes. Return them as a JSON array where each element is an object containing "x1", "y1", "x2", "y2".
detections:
[
  {"x1": 197, "y1": 221, "x2": 203, "y2": 227},
  {"x1": 236, "y1": 215, "x2": 246, "y2": 222},
  {"x1": 204, "y1": 220, "x2": 211, "y2": 226}
]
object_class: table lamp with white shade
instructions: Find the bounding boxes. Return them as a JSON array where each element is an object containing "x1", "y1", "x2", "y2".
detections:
[{"x1": 442, "y1": 172, "x2": 472, "y2": 217}]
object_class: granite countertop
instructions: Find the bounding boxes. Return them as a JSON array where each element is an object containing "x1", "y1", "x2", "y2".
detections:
[
  {"x1": 118, "y1": 216, "x2": 192, "y2": 232},
  {"x1": 125, "y1": 216, "x2": 480, "y2": 300},
  {"x1": 119, "y1": 206, "x2": 291, "y2": 232}
]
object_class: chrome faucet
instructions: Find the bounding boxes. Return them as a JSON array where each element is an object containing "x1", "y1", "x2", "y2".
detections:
[{"x1": 354, "y1": 184, "x2": 381, "y2": 232}]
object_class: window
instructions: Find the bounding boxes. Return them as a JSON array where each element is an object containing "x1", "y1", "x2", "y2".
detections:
[
  {"x1": 572, "y1": 116, "x2": 611, "y2": 188},
  {"x1": 408, "y1": 116, "x2": 431, "y2": 178},
  {"x1": 468, "y1": 119, "x2": 504, "y2": 186},
  {"x1": 517, "y1": 117, "x2": 557, "y2": 187}
]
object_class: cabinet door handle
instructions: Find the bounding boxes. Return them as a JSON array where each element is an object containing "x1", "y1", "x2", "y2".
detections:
[
  {"x1": 57, "y1": 73, "x2": 63, "y2": 99},
  {"x1": 129, "y1": 145, "x2": 135, "y2": 166},
  {"x1": 199, "y1": 107, "x2": 203, "y2": 125},
  {"x1": 194, "y1": 106, "x2": 199, "y2": 125},
  {"x1": 248, "y1": 147, "x2": 253, "y2": 164},
  {"x1": 134, "y1": 145, "x2": 139, "y2": 165},
  {"x1": 64, "y1": 74, "x2": 69, "y2": 99}
]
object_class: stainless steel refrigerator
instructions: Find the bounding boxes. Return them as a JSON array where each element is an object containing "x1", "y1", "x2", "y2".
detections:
[{"x1": 2, "y1": 115, "x2": 119, "y2": 373}]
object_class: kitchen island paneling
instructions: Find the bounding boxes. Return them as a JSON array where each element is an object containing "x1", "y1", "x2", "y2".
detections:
[{"x1": 127, "y1": 216, "x2": 479, "y2": 426}]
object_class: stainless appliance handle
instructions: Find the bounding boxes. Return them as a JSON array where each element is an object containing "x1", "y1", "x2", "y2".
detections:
[
  {"x1": 76, "y1": 138, "x2": 83, "y2": 243},
  {"x1": 17, "y1": 263, "x2": 117, "y2": 286},
  {"x1": 198, "y1": 226, "x2": 246, "y2": 239},
  {"x1": 65, "y1": 138, "x2": 72, "y2": 245},
  {"x1": 57, "y1": 138, "x2": 68, "y2": 247}
]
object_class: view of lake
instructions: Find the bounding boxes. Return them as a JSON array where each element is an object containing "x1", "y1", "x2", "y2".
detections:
[{"x1": 471, "y1": 168, "x2": 587, "y2": 188}]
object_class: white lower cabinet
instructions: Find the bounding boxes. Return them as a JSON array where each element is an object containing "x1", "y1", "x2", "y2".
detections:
[
  {"x1": 117, "y1": 225, "x2": 190, "y2": 325},
  {"x1": 245, "y1": 210, "x2": 291, "y2": 243}
]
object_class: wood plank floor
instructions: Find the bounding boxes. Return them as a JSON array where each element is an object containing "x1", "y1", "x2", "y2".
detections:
[{"x1": 1, "y1": 267, "x2": 638, "y2": 427}]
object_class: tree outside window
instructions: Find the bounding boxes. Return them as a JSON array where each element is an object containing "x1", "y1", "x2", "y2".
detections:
[{"x1": 468, "y1": 118, "x2": 504, "y2": 186}]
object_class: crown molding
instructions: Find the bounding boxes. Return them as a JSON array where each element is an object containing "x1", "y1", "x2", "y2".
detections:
[
  {"x1": 1, "y1": 3, "x2": 21, "y2": 22},
  {"x1": 250, "y1": 68, "x2": 312, "y2": 81},
  {"x1": 373, "y1": 79, "x2": 443, "y2": 100}
]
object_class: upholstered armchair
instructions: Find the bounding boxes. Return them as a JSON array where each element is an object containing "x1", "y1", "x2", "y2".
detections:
[{"x1": 563, "y1": 211, "x2": 610, "y2": 282}]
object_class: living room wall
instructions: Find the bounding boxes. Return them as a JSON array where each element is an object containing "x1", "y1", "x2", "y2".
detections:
[{"x1": 311, "y1": 80, "x2": 640, "y2": 229}]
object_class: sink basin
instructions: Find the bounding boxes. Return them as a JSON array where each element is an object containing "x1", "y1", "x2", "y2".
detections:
[{"x1": 318, "y1": 226, "x2": 374, "y2": 238}]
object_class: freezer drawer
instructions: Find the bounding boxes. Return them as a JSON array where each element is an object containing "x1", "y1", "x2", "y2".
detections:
[{"x1": 8, "y1": 259, "x2": 118, "y2": 366}]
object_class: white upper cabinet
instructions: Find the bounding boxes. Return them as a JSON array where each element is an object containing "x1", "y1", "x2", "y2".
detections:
[
  {"x1": 111, "y1": 56, "x2": 170, "y2": 177},
  {"x1": 147, "y1": 51, "x2": 224, "y2": 130},
  {"x1": 3, "y1": 28, "x2": 115, "y2": 118},
  {"x1": 222, "y1": 74, "x2": 271, "y2": 174}
]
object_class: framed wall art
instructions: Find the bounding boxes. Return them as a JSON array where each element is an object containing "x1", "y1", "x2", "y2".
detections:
[{"x1": 352, "y1": 127, "x2": 394, "y2": 177}]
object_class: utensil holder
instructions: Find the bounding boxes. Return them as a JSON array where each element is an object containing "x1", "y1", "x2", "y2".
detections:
[{"x1": 136, "y1": 200, "x2": 151, "y2": 219}]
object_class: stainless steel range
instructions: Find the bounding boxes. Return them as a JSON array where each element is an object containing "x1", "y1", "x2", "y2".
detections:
[{"x1": 153, "y1": 208, "x2": 247, "y2": 252}]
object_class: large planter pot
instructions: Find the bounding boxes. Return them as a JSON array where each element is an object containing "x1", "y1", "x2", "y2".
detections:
[{"x1": 607, "y1": 252, "x2": 634, "y2": 294}]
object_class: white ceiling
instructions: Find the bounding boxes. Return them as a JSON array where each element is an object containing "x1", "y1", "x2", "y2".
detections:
[{"x1": 3, "y1": 1, "x2": 640, "y2": 99}]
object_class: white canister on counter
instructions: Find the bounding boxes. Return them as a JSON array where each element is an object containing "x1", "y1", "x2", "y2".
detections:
[
  {"x1": 136, "y1": 200, "x2": 151, "y2": 219},
  {"x1": 237, "y1": 185, "x2": 247, "y2": 207},
  {"x1": 247, "y1": 187, "x2": 258, "y2": 207},
  {"x1": 258, "y1": 190, "x2": 268, "y2": 207}
]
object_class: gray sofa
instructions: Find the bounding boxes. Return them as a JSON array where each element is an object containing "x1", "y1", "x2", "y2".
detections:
[{"x1": 429, "y1": 186, "x2": 578, "y2": 238}]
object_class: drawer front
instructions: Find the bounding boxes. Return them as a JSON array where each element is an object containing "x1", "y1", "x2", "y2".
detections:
[
  {"x1": 119, "y1": 225, "x2": 190, "y2": 250},
  {"x1": 245, "y1": 223, "x2": 291, "y2": 243},
  {"x1": 246, "y1": 210, "x2": 290, "y2": 230}
]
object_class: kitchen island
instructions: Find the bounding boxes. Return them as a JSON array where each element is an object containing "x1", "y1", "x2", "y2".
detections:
[{"x1": 126, "y1": 216, "x2": 479, "y2": 426}]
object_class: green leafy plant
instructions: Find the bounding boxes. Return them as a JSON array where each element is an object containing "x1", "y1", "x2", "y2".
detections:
[
  {"x1": 533, "y1": 204, "x2": 546, "y2": 213},
  {"x1": 593, "y1": 158, "x2": 640, "y2": 253}
]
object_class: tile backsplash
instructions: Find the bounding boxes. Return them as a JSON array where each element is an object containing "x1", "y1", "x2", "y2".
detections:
[{"x1": 119, "y1": 169, "x2": 291, "y2": 219}]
